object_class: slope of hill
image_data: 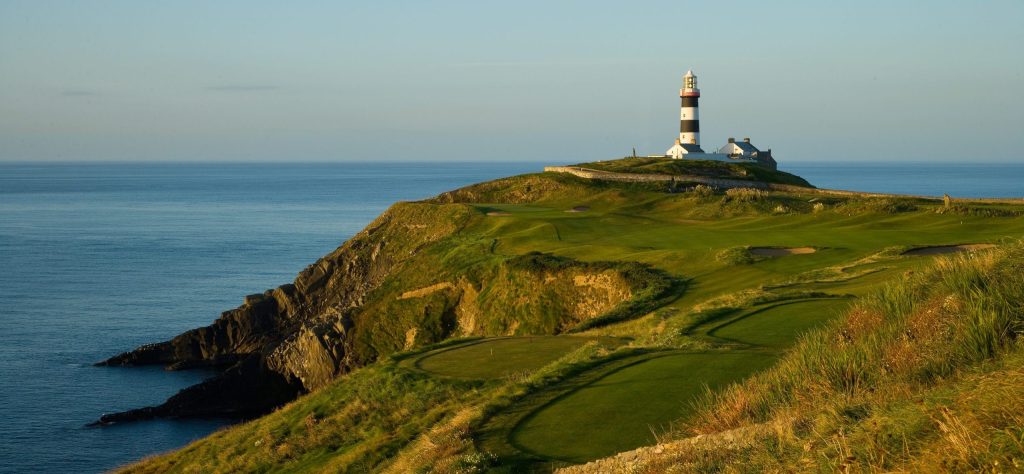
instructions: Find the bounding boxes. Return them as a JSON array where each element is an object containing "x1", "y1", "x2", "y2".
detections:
[
  {"x1": 103, "y1": 158, "x2": 1024, "y2": 472},
  {"x1": 572, "y1": 157, "x2": 813, "y2": 187},
  {"x1": 563, "y1": 243, "x2": 1024, "y2": 473}
]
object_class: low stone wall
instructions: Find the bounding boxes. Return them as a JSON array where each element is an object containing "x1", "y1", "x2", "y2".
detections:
[
  {"x1": 544, "y1": 166, "x2": 792, "y2": 191},
  {"x1": 543, "y1": 166, "x2": 1024, "y2": 203}
]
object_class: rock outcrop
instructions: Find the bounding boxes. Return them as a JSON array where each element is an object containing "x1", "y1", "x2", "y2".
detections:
[
  {"x1": 95, "y1": 194, "x2": 671, "y2": 424},
  {"x1": 96, "y1": 202, "x2": 474, "y2": 422}
]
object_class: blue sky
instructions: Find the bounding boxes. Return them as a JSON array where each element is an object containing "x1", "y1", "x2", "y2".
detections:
[{"x1": 1, "y1": 1, "x2": 1022, "y2": 162}]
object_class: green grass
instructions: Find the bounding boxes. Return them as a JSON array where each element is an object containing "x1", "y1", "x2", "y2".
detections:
[
  {"x1": 655, "y1": 243, "x2": 1024, "y2": 472},
  {"x1": 409, "y1": 336, "x2": 618, "y2": 380},
  {"x1": 574, "y1": 156, "x2": 813, "y2": 187},
  {"x1": 509, "y1": 351, "x2": 777, "y2": 463},
  {"x1": 707, "y1": 298, "x2": 851, "y2": 348},
  {"x1": 121, "y1": 161, "x2": 1024, "y2": 473}
]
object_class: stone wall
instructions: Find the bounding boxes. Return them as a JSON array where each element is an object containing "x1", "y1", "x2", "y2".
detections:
[{"x1": 543, "y1": 166, "x2": 1024, "y2": 203}]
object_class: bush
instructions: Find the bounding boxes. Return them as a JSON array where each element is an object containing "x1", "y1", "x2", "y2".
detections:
[
  {"x1": 935, "y1": 204, "x2": 1021, "y2": 217},
  {"x1": 842, "y1": 198, "x2": 919, "y2": 214},
  {"x1": 690, "y1": 184, "x2": 716, "y2": 198},
  {"x1": 717, "y1": 246, "x2": 756, "y2": 265},
  {"x1": 724, "y1": 187, "x2": 767, "y2": 202}
]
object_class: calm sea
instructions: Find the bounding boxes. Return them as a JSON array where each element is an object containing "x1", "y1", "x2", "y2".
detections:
[
  {"x1": 782, "y1": 162, "x2": 1024, "y2": 198},
  {"x1": 0, "y1": 161, "x2": 1021, "y2": 473}
]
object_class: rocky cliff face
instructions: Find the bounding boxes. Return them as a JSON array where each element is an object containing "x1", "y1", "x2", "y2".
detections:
[
  {"x1": 96, "y1": 202, "x2": 475, "y2": 422},
  {"x1": 96, "y1": 174, "x2": 675, "y2": 424}
]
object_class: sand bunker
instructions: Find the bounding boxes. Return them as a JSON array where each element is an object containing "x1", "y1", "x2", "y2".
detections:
[
  {"x1": 565, "y1": 206, "x2": 590, "y2": 213},
  {"x1": 902, "y1": 244, "x2": 996, "y2": 256},
  {"x1": 749, "y1": 247, "x2": 817, "y2": 257},
  {"x1": 486, "y1": 211, "x2": 511, "y2": 216}
]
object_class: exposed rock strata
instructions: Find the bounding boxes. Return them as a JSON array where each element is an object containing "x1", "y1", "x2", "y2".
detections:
[
  {"x1": 95, "y1": 197, "x2": 661, "y2": 424},
  {"x1": 96, "y1": 202, "x2": 472, "y2": 422}
]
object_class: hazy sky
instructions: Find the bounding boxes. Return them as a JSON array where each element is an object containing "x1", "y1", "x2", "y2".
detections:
[{"x1": 2, "y1": 1, "x2": 1022, "y2": 162}]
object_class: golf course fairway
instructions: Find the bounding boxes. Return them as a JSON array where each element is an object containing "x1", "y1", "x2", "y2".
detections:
[
  {"x1": 509, "y1": 351, "x2": 776, "y2": 462},
  {"x1": 707, "y1": 298, "x2": 851, "y2": 348},
  {"x1": 411, "y1": 336, "x2": 612, "y2": 379}
]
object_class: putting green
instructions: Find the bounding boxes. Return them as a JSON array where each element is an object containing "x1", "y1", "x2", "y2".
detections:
[
  {"x1": 509, "y1": 351, "x2": 776, "y2": 462},
  {"x1": 413, "y1": 336, "x2": 611, "y2": 380},
  {"x1": 708, "y1": 299, "x2": 851, "y2": 349}
]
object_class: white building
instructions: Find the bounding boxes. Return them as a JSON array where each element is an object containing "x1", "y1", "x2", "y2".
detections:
[
  {"x1": 719, "y1": 138, "x2": 759, "y2": 158},
  {"x1": 666, "y1": 139, "x2": 704, "y2": 159},
  {"x1": 718, "y1": 138, "x2": 776, "y2": 169},
  {"x1": 661, "y1": 70, "x2": 777, "y2": 170}
]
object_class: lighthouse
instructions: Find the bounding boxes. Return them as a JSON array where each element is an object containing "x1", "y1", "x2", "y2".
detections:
[
  {"x1": 679, "y1": 69, "x2": 700, "y2": 146},
  {"x1": 661, "y1": 69, "x2": 776, "y2": 168}
]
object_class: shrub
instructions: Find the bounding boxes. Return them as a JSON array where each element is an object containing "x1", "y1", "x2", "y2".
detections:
[
  {"x1": 690, "y1": 184, "x2": 716, "y2": 198},
  {"x1": 850, "y1": 198, "x2": 919, "y2": 214},
  {"x1": 724, "y1": 187, "x2": 767, "y2": 202},
  {"x1": 935, "y1": 204, "x2": 1021, "y2": 217},
  {"x1": 717, "y1": 246, "x2": 756, "y2": 265}
]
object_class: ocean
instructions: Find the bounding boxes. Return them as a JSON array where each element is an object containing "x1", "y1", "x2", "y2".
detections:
[
  {"x1": 0, "y1": 161, "x2": 1021, "y2": 473},
  {"x1": 783, "y1": 162, "x2": 1024, "y2": 198}
]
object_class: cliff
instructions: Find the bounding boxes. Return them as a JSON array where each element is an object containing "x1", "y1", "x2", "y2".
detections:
[
  {"x1": 96, "y1": 176, "x2": 675, "y2": 423},
  {"x1": 109, "y1": 157, "x2": 1024, "y2": 473}
]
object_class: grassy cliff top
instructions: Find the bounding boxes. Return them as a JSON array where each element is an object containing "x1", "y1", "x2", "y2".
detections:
[
  {"x1": 573, "y1": 157, "x2": 814, "y2": 187},
  {"x1": 119, "y1": 165, "x2": 1024, "y2": 473}
]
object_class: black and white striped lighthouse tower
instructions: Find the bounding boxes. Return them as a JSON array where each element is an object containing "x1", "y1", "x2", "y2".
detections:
[{"x1": 679, "y1": 69, "x2": 700, "y2": 146}]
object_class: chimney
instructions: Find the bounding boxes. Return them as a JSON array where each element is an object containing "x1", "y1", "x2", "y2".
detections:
[
  {"x1": 727, "y1": 137, "x2": 735, "y2": 143},
  {"x1": 743, "y1": 137, "x2": 750, "y2": 143}
]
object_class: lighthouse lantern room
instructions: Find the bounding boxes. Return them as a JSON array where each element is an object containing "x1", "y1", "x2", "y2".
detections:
[{"x1": 679, "y1": 69, "x2": 701, "y2": 147}]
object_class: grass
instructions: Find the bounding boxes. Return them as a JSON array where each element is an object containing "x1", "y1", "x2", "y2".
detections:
[
  {"x1": 706, "y1": 298, "x2": 851, "y2": 349},
  {"x1": 509, "y1": 351, "x2": 777, "y2": 463},
  {"x1": 627, "y1": 243, "x2": 1024, "y2": 472},
  {"x1": 121, "y1": 364, "x2": 485, "y2": 474},
  {"x1": 121, "y1": 158, "x2": 1024, "y2": 473},
  {"x1": 573, "y1": 157, "x2": 813, "y2": 187},
  {"x1": 408, "y1": 336, "x2": 620, "y2": 380},
  {"x1": 716, "y1": 245, "x2": 758, "y2": 265}
]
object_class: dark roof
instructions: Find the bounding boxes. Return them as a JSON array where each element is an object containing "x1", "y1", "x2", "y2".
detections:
[
  {"x1": 732, "y1": 141, "x2": 759, "y2": 153},
  {"x1": 679, "y1": 143, "x2": 704, "y2": 153}
]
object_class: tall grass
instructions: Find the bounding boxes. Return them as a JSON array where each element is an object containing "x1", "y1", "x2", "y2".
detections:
[
  {"x1": 723, "y1": 187, "x2": 768, "y2": 202},
  {"x1": 666, "y1": 243, "x2": 1024, "y2": 471}
]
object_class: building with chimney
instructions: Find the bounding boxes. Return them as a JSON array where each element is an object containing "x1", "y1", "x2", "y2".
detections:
[{"x1": 662, "y1": 70, "x2": 776, "y2": 169}]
